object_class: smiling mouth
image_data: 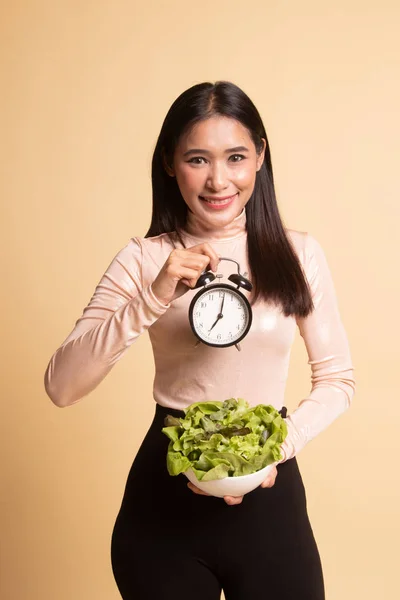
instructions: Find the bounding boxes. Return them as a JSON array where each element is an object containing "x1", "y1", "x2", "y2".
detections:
[{"x1": 199, "y1": 193, "x2": 238, "y2": 205}]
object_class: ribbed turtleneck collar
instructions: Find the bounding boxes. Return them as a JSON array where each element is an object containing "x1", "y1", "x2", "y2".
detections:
[{"x1": 182, "y1": 206, "x2": 247, "y2": 243}]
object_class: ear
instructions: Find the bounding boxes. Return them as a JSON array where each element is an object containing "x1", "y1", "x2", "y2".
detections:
[
  {"x1": 162, "y1": 150, "x2": 175, "y2": 177},
  {"x1": 256, "y1": 138, "x2": 266, "y2": 172}
]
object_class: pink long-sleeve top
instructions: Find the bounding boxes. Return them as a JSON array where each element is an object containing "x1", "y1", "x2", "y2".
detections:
[{"x1": 44, "y1": 207, "x2": 355, "y2": 462}]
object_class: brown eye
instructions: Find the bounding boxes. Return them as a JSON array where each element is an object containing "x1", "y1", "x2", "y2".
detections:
[
  {"x1": 188, "y1": 157, "x2": 207, "y2": 164},
  {"x1": 229, "y1": 154, "x2": 245, "y2": 162}
]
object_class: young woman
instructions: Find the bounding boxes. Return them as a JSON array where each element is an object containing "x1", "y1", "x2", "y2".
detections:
[{"x1": 44, "y1": 81, "x2": 355, "y2": 599}]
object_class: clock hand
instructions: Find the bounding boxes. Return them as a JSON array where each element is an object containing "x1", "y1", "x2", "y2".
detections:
[
  {"x1": 208, "y1": 314, "x2": 223, "y2": 332},
  {"x1": 208, "y1": 292, "x2": 226, "y2": 332}
]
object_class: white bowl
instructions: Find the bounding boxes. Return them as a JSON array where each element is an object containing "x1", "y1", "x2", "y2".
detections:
[{"x1": 184, "y1": 462, "x2": 276, "y2": 498}]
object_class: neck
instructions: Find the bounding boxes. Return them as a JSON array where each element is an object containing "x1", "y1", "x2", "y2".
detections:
[{"x1": 182, "y1": 206, "x2": 247, "y2": 243}]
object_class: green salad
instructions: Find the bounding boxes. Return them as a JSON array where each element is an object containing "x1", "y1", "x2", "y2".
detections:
[{"x1": 162, "y1": 398, "x2": 288, "y2": 482}]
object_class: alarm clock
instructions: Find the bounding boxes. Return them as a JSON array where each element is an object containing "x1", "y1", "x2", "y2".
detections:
[{"x1": 188, "y1": 257, "x2": 253, "y2": 351}]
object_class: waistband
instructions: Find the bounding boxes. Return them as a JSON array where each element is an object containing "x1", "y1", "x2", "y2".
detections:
[{"x1": 155, "y1": 402, "x2": 287, "y2": 420}]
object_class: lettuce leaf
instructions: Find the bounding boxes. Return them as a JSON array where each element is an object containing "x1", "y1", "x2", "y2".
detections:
[{"x1": 161, "y1": 398, "x2": 287, "y2": 481}]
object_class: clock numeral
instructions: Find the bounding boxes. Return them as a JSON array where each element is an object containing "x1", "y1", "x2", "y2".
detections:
[
  {"x1": 217, "y1": 334, "x2": 222, "y2": 340},
  {"x1": 199, "y1": 323, "x2": 204, "y2": 328},
  {"x1": 196, "y1": 311, "x2": 201, "y2": 317},
  {"x1": 219, "y1": 291, "x2": 225, "y2": 298},
  {"x1": 201, "y1": 302, "x2": 207, "y2": 308},
  {"x1": 208, "y1": 294, "x2": 214, "y2": 301},
  {"x1": 237, "y1": 324, "x2": 241, "y2": 330},
  {"x1": 229, "y1": 332, "x2": 233, "y2": 337}
]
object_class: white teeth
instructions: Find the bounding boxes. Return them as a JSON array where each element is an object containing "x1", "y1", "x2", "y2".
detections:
[{"x1": 202, "y1": 195, "x2": 235, "y2": 205}]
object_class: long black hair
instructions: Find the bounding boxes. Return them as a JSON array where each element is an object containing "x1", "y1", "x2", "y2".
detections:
[{"x1": 144, "y1": 81, "x2": 314, "y2": 318}]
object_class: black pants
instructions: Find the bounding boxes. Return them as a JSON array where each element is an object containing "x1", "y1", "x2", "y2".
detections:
[{"x1": 111, "y1": 403, "x2": 325, "y2": 599}]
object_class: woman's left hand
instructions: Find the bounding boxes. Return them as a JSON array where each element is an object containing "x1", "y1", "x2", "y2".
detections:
[{"x1": 187, "y1": 465, "x2": 278, "y2": 506}]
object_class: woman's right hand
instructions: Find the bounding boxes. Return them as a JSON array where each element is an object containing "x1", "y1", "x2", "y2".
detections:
[
  {"x1": 151, "y1": 243, "x2": 221, "y2": 305},
  {"x1": 187, "y1": 482, "x2": 244, "y2": 505}
]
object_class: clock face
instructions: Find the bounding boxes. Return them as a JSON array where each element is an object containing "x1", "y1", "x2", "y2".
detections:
[{"x1": 189, "y1": 283, "x2": 252, "y2": 347}]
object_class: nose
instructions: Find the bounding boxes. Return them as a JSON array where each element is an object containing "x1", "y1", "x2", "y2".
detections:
[{"x1": 206, "y1": 161, "x2": 229, "y2": 192}]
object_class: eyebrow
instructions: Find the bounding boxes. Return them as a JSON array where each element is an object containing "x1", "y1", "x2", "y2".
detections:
[{"x1": 183, "y1": 146, "x2": 250, "y2": 157}]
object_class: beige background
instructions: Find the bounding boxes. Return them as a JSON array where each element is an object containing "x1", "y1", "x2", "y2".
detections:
[{"x1": 1, "y1": 1, "x2": 399, "y2": 599}]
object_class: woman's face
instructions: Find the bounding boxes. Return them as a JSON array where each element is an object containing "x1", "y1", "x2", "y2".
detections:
[{"x1": 166, "y1": 116, "x2": 266, "y2": 229}]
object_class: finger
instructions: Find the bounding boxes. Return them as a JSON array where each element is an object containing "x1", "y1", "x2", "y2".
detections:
[
  {"x1": 188, "y1": 245, "x2": 221, "y2": 272},
  {"x1": 261, "y1": 466, "x2": 278, "y2": 488},
  {"x1": 177, "y1": 266, "x2": 205, "y2": 288},
  {"x1": 260, "y1": 478, "x2": 274, "y2": 488},
  {"x1": 224, "y1": 495, "x2": 243, "y2": 505},
  {"x1": 261, "y1": 473, "x2": 276, "y2": 487},
  {"x1": 197, "y1": 245, "x2": 221, "y2": 272},
  {"x1": 187, "y1": 482, "x2": 211, "y2": 496}
]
